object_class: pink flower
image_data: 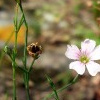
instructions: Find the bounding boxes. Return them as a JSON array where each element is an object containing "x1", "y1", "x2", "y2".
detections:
[{"x1": 65, "y1": 39, "x2": 100, "y2": 76}]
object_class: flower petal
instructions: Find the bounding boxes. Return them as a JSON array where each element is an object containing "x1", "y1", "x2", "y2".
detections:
[
  {"x1": 90, "y1": 45, "x2": 100, "y2": 60},
  {"x1": 65, "y1": 45, "x2": 80, "y2": 60},
  {"x1": 81, "y1": 39, "x2": 96, "y2": 54},
  {"x1": 86, "y1": 61, "x2": 100, "y2": 76},
  {"x1": 69, "y1": 61, "x2": 85, "y2": 75}
]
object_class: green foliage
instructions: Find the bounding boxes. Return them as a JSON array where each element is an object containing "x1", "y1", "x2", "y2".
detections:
[
  {"x1": 92, "y1": 0, "x2": 100, "y2": 18},
  {"x1": 73, "y1": 24, "x2": 100, "y2": 46},
  {"x1": 74, "y1": 4, "x2": 83, "y2": 15},
  {"x1": 15, "y1": 0, "x2": 21, "y2": 4},
  {"x1": 4, "y1": 1, "x2": 37, "y2": 100},
  {"x1": 73, "y1": 0, "x2": 85, "y2": 15},
  {"x1": 46, "y1": 75, "x2": 59, "y2": 100},
  {"x1": 61, "y1": 71, "x2": 73, "y2": 85},
  {"x1": 44, "y1": 74, "x2": 79, "y2": 100},
  {"x1": 30, "y1": 20, "x2": 41, "y2": 38}
]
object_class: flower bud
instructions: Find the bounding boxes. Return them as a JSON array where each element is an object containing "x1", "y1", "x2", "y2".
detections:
[{"x1": 4, "y1": 46, "x2": 12, "y2": 57}]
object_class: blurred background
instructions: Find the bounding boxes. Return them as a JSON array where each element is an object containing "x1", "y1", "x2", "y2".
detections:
[{"x1": 0, "y1": 0, "x2": 100, "y2": 100}]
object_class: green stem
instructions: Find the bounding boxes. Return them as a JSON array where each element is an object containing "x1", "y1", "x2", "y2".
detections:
[
  {"x1": 26, "y1": 84, "x2": 30, "y2": 100},
  {"x1": 26, "y1": 73, "x2": 30, "y2": 100},
  {"x1": 53, "y1": 89, "x2": 59, "y2": 100},
  {"x1": 18, "y1": 3, "x2": 28, "y2": 69},
  {"x1": 43, "y1": 74, "x2": 79, "y2": 100},
  {"x1": 18, "y1": 3, "x2": 31, "y2": 100},
  {"x1": 12, "y1": 3, "x2": 19, "y2": 100},
  {"x1": 28, "y1": 58, "x2": 36, "y2": 73},
  {"x1": 24, "y1": 72, "x2": 30, "y2": 100},
  {"x1": 12, "y1": 61, "x2": 17, "y2": 100}
]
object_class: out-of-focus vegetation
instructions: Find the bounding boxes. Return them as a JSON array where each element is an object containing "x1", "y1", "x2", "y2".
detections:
[{"x1": 0, "y1": 0, "x2": 100, "y2": 100}]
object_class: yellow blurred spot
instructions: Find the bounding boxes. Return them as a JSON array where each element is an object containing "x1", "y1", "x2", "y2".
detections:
[{"x1": 0, "y1": 25, "x2": 25, "y2": 44}]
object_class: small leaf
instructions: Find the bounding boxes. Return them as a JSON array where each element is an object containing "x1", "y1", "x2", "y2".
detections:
[{"x1": 46, "y1": 75, "x2": 59, "y2": 100}]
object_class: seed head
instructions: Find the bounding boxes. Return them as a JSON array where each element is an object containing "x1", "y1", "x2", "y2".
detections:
[{"x1": 27, "y1": 42, "x2": 42, "y2": 59}]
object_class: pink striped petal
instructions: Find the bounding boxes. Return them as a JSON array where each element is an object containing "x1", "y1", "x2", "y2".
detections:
[
  {"x1": 81, "y1": 39, "x2": 96, "y2": 55},
  {"x1": 86, "y1": 61, "x2": 100, "y2": 76},
  {"x1": 69, "y1": 61, "x2": 85, "y2": 75},
  {"x1": 65, "y1": 45, "x2": 80, "y2": 60}
]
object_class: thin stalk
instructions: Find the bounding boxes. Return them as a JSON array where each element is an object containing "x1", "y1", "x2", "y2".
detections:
[
  {"x1": 18, "y1": 3, "x2": 31, "y2": 100},
  {"x1": 46, "y1": 75, "x2": 59, "y2": 100},
  {"x1": 17, "y1": 14, "x2": 24, "y2": 32},
  {"x1": 43, "y1": 74, "x2": 79, "y2": 100},
  {"x1": 15, "y1": 2, "x2": 35, "y2": 100},
  {"x1": 23, "y1": 58, "x2": 36, "y2": 100},
  {"x1": 28, "y1": 58, "x2": 36, "y2": 73},
  {"x1": 12, "y1": 61, "x2": 17, "y2": 100},
  {"x1": 26, "y1": 72, "x2": 30, "y2": 100},
  {"x1": 18, "y1": 3, "x2": 28, "y2": 68},
  {"x1": 53, "y1": 89, "x2": 59, "y2": 100},
  {"x1": 26, "y1": 84, "x2": 30, "y2": 100},
  {"x1": 23, "y1": 72, "x2": 30, "y2": 100},
  {"x1": 12, "y1": 3, "x2": 19, "y2": 100},
  {"x1": 25, "y1": 58, "x2": 36, "y2": 99}
]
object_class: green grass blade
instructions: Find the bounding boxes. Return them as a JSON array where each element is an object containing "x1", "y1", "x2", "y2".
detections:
[{"x1": 46, "y1": 75, "x2": 59, "y2": 100}]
